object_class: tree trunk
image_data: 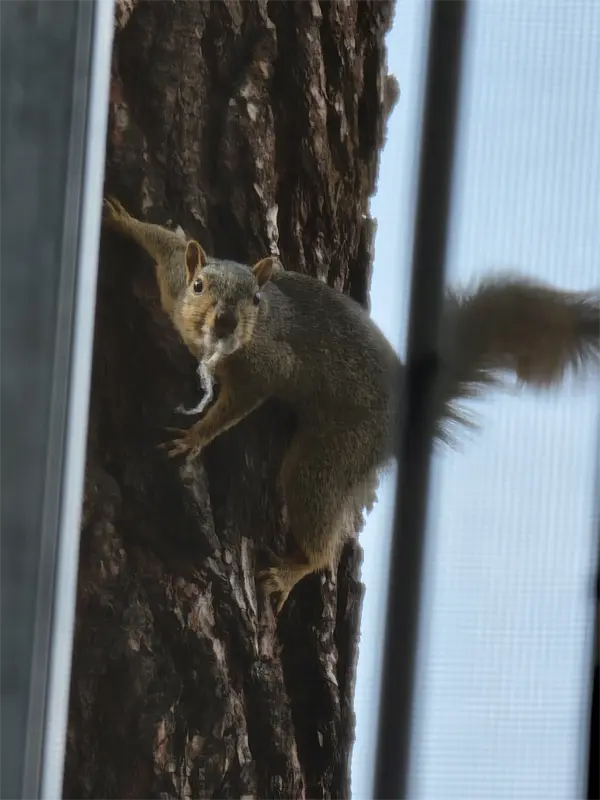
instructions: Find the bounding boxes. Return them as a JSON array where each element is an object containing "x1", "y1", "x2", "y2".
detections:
[{"x1": 65, "y1": 2, "x2": 395, "y2": 797}]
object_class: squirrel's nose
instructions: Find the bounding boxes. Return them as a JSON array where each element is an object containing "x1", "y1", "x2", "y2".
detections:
[{"x1": 213, "y1": 308, "x2": 237, "y2": 339}]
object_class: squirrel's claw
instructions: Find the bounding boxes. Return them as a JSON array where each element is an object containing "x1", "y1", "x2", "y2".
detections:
[
  {"x1": 158, "y1": 427, "x2": 190, "y2": 458},
  {"x1": 257, "y1": 567, "x2": 290, "y2": 615},
  {"x1": 159, "y1": 427, "x2": 204, "y2": 461},
  {"x1": 102, "y1": 197, "x2": 118, "y2": 223},
  {"x1": 103, "y1": 197, "x2": 132, "y2": 232},
  {"x1": 164, "y1": 426, "x2": 188, "y2": 436}
]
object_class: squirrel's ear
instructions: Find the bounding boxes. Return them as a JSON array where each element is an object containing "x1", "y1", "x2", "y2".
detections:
[
  {"x1": 252, "y1": 257, "x2": 274, "y2": 287},
  {"x1": 185, "y1": 241, "x2": 207, "y2": 284}
]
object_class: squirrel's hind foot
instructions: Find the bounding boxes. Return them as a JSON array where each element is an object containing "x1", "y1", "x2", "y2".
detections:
[
  {"x1": 256, "y1": 548, "x2": 315, "y2": 614},
  {"x1": 256, "y1": 566, "x2": 291, "y2": 615}
]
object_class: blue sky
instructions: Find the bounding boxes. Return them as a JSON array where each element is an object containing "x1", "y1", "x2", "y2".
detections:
[{"x1": 352, "y1": 2, "x2": 599, "y2": 798}]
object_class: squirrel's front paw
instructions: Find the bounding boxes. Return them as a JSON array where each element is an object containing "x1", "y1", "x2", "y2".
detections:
[
  {"x1": 160, "y1": 427, "x2": 204, "y2": 462},
  {"x1": 103, "y1": 196, "x2": 129, "y2": 228}
]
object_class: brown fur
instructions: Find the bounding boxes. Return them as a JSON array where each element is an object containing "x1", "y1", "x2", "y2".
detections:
[
  {"x1": 103, "y1": 199, "x2": 600, "y2": 612},
  {"x1": 438, "y1": 275, "x2": 600, "y2": 438}
]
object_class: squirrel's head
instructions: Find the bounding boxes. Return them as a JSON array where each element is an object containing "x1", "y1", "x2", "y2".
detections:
[{"x1": 176, "y1": 240, "x2": 274, "y2": 364}]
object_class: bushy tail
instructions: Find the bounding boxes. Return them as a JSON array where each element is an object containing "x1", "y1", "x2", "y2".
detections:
[{"x1": 436, "y1": 274, "x2": 600, "y2": 441}]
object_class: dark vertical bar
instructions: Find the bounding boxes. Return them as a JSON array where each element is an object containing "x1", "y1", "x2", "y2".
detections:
[
  {"x1": 587, "y1": 571, "x2": 598, "y2": 800},
  {"x1": 373, "y1": 2, "x2": 468, "y2": 797},
  {"x1": 0, "y1": 1, "x2": 103, "y2": 797}
]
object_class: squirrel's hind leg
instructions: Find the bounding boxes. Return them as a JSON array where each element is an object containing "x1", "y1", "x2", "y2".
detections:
[
  {"x1": 258, "y1": 426, "x2": 375, "y2": 613},
  {"x1": 257, "y1": 548, "x2": 315, "y2": 614}
]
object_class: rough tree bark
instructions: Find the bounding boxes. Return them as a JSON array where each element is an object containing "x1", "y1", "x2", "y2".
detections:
[{"x1": 65, "y1": 2, "x2": 396, "y2": 798}]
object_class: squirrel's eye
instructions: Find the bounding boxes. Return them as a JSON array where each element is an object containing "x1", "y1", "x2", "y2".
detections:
[
  {"x1": 193, "y1": 278, "x2": 204, "y2": 294},
  {"x1": 253, "y1": 291, "x2": 261, "y2": 306}
]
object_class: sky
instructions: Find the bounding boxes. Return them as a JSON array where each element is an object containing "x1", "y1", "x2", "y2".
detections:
[{"x1": 352, "y1": 2, "x2": 599, "y2": 798}]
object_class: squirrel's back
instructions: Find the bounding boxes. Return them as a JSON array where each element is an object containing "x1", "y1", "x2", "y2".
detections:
[{"x1": 262, "y1": 270, "x2": 401, "y2": 423}]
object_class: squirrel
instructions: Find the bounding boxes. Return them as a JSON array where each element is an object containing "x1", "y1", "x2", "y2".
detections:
[{"x1": 103, "y1": 197, "x2": 600, "y2": 612}]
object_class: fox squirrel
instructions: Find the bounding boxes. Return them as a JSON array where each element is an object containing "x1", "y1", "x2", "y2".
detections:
[{"x1": 103, "y1": 197, "x2": 600, "y2": 612}]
